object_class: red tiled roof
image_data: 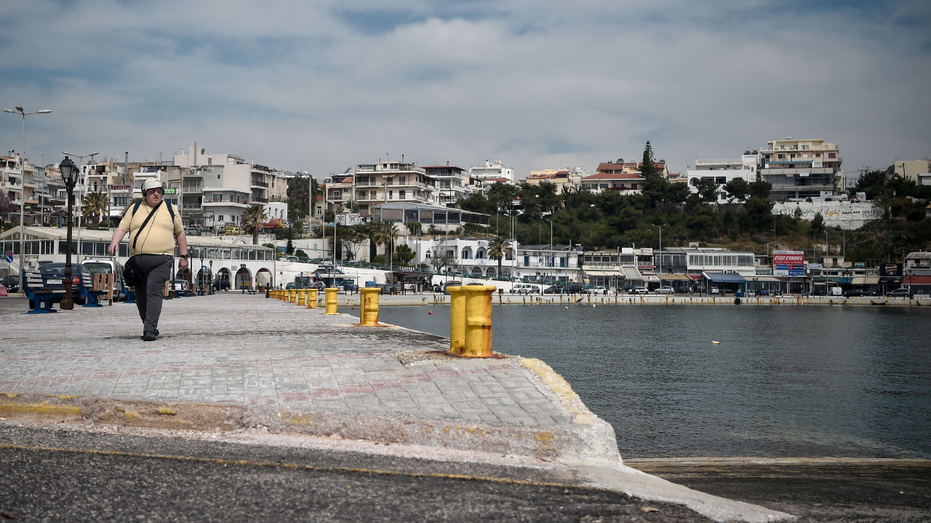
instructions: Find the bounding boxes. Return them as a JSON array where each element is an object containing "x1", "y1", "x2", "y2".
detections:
[{"x1": 582, "y1": 171, "x2": 644, "y2": 181}]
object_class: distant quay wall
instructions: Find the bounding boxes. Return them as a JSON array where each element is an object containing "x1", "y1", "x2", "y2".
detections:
[{"x1": 324, "y1": 292, "x2": 931, "y2": 308}]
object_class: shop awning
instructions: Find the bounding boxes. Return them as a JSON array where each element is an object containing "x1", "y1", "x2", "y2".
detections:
[
  {"x1": 703, "y1": 272, "x2": 747, "y2": 283},
  {"x1": 584, "y1": 270, "x2": 624, "y2": 277},
  {"x1": 622, "y1": 267, "x2": 643, "y2": 281},
  {"x1": 659, "y1": 273, "x2": 692, "y2": 281},
  {"x1": 747, "y1": 276, "x2": 780, "y2": 282}
]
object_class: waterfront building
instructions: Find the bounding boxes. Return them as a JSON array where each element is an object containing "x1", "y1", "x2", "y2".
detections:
[
  {"x1": 904, "y1": 251, "x2": 931, "y2": 295},
  {"x1": 513, "y1": 244, "x2": 581, "y2": 284},
  {"x1": 406, "y1": 236, "x2": 517, "y2": 281},
  {"x1": 685, "y1": 151, "x2": 760, "y2": 204},
  {"x1": 580, "y1": 159, "x2": 651, "y2": 194},
  {"x1": 759, "y1": 138, "x2": 843, "y2": 200},
  {"x1": 0, "y1": 225, "x2": 278, "y2": 290}
]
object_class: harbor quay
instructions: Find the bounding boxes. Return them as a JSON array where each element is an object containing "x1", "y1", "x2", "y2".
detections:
[{"x1": 0, "y1": 292, "x2": 789, "y2": 522}]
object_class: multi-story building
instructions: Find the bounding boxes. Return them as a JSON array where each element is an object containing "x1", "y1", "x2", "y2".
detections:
[
  {"x1": 525, "y1": 167, "x2": 584, "y2": 192},
  {"x1": 351, "y1": 159, "x2": 433, "y2": 215},
  {"x1": 322, "y1": 173, "x2": 354, "y2": 215},
  {"x1": 469, "y1": 159, "x2": 515, "y2": 185},
  {"x1": 686, "y1": 151, "x2": 760, "y2": 203},
  {"x1": 759, "y1": 138, "x2": 843, "y2": 200},
  {"x1": 581, "y1": 160, "x2": 645, "y2": 194},
  {"x1": 174, "y1": 145, "x2": 282, "y2": 230},
  {"x1": 513, "y1": 244, "x2": 582, "y2": 284},
  {"x1": 422, "y1": 164, "x2": 468, "y2": 207},
  {"x1": 406, "y1": 236, "x2": 517, "y2": 281}
]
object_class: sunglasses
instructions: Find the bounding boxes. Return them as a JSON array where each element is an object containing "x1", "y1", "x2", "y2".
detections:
[{"x1": 146, "y1": 188, "x2": 164, "y2": 195}]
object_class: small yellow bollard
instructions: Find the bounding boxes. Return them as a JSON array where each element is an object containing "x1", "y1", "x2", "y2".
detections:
[
  {"x1": 447, "y1": 286, "x2": 466, "y2": 353},
  {"x1": 307, "y1": 288, "x2": 318, "y2": 309},
  {"x1": 449, "y1": 285, "x2": 495, "y2": 357},
  {"x1": 290, "y1": 289, "x2": 298, "y2": 303},
  {"x1": 359, "y1": 287, "x2": 381, "y2": 326},
  {"x1": 297, "y1": 289, "x2": 306, "y2": 305},
  {"x1": 325, "y1": 287, "x2": 338, "y2": 315}
]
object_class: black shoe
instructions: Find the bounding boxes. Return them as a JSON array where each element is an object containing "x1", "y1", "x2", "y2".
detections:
[
  {"x1": 154, "y1": 329, "x2": 159, "y2": 337},
  {"x1": 142, "y1": 331, "x2": 157, "y2": 341}
]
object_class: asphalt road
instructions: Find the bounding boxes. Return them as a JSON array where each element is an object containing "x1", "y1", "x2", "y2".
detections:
[{"x1": 0, "y1": 424, "x2": 709, "y2": 523}]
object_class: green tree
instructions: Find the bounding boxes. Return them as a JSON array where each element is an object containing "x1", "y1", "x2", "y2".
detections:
[
  {"x1": 81, "y1": 191, "x2": 109, "y2": 227},
  {"x1": 241, "y1": 204, "x2": 267, "y2": 245},
  {"x1": 487, "y1": 235, "x2": 509, "y2": 280},
  {"x1": 874, "y1": 188, "x2": 894, "y2": 220},
  {"x1": 810, "y1": 212, "x2": 825, "y2": 237},
  {"x1": 723, "y1": 178, "x2": 750, "y2": 202},
  {"x1": 748, "y1": 181, "x2": 773, "y2": 199},
  {"x1": 394, "y1": 244, "x2": 415, "y2": 264}
]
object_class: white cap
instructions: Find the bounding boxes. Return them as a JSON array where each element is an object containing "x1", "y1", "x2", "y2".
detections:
[{"x1": 141, "y1": 179, "x2": 164, "y2": 192}]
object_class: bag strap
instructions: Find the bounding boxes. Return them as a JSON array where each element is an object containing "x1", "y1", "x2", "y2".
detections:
[{"x1": 131, "y1": 201, "x2": 163, "y2": 252}]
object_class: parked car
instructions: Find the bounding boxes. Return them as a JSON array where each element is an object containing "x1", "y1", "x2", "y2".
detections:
[
  {"x1": 589, "y1": 286, "x2": 609, "y2": 295},
  {"x1": 510, "y1": 283, "x2": 541, "y2": 295},
  {"x1": 633, "y1": 287, "x2": 649, "y2": 295},
  {"x1": 844, "y1": 289, "x2": 864, "y2": 298},
  {"x1": 654, "y1": 287, "x2": 674, "y2": 294},
  {"x1": 886, "y1": 287, "x2": 912, "y2": 298},
  {"x1": 213, "y1": 278, "x2": 231, "y2": 291},
  {"x1": 710, "y1": 287, "x2": 721, "y2": 295},
  {"x1": 27, "y1": 262, "x2": 93, "y2": 307},
  {"x1": 755, "y1": 289, "x2": 770, "y2": 297},
  {"x1": 1, "y1": 274, "x2": 19, "y2": 293}
]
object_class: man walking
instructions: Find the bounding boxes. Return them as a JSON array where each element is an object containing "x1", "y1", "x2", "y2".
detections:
[{"x1": 108, "y1": 179, "x2": 188, "y2": 341}]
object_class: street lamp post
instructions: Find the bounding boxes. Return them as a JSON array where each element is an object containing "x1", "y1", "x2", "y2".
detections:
[
  {"x1": 59, "y1": 157, "x2": 78, "y2": 310},
  {"x1": 652, "y1": 224, "x2": 666, "y2": 277},
  {"x1": 4, "y1": 106, "x2": 51, "y2": 281},
  {"x1": 545, "y1": 218, "x2": 553, "y2": 284}
]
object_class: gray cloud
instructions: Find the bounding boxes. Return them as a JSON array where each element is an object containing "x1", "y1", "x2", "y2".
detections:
[{"x1": 1, "y1": 0, "x2": 928, "y2": 180}]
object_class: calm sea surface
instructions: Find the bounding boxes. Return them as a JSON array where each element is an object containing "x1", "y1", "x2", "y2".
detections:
[{"x1": 344, "y1": 303, "x2": 931, "y2": 459}]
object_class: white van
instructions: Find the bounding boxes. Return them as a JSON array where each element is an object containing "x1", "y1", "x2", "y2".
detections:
[
  {"x1": 510, "y1": 283, "x2": 541, "y2": 295},
  {"x1": 83, "y1": 258, "x2": 126, "y2": 301}
]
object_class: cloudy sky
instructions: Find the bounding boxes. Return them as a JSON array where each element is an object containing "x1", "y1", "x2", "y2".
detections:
[{"x1": 2, "y1": 0, "x2": 929, "y2": 182}]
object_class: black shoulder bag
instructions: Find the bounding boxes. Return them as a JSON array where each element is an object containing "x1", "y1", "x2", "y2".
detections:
[{"x1": 122, "y1": 202, "x2": 162, "y2": 287}]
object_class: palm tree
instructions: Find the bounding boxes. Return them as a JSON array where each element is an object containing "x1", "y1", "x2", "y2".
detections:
[
  {"x1": 368, "y1": 220, "x2": 398, "y2": 268},
  {"x1": 240, "y1": 204, "x2": 267, "y2": 245},
  {"x1": 487, "y1": 235, "x2": 509, "y2": 281},
  {"x1": 81, "y1": 191, "x2": 110, "y2": 227}
]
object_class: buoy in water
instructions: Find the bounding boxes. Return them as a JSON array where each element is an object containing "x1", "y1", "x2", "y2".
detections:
[
  {"x1": 712, "y1": 341, "x2": 720, "y2": 344},
  {"x1": 565, "y1": 306, "x2": 569, "y2": 310},
  {"x1": 428, "y1": 310, "x2": 433, "y2": 315}
]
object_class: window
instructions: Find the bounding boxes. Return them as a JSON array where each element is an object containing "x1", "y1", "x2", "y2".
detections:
[
  {"x1": 524, "y1": 256, "x2": 530, "y2": 267},
  {"x1": 399, "y1": 176, "x2": 406, "y2": 184},
  {"x1": 389, "y1": 190, "x2": 394, "y2": 199},
  {"x1": 399, "y1": 190, "x2": 406, "y2": 199}
]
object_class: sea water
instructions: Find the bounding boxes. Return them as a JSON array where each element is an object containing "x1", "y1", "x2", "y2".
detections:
[{"x1": 354, "y1": 303, "x2": 931, "y2": 459}]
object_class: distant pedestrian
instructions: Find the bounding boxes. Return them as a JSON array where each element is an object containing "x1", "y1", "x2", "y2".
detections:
[{"x1": 108, "y1": 179, "x2": 189, "y2": 341}]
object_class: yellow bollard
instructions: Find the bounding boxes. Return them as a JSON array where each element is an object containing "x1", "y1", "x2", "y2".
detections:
[
  {"x1": 291, "y1": 289, "x2": 298, "y2": 303},
  {"x1": 325, "y1": 287, "x2": 338, "y2": 314},
  {"x1": 360, "y1": 287, "x2": 381, "y2": 326},
  {"x1": 450, "y1": 285, "x2": 495, "y2": 357},
  {"x1": 447, "y1": 286, "x2": 466, "y2": 353},
  {"x1": 307, "y1": 288, "x2": 318, "y2": 309},
  {"x1": 298, "y1": 289, "x2": 306, "y2": 305}
]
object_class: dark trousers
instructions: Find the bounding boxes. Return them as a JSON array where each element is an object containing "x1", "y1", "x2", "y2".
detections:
[{"x1": 134, "y1": 254, "x2": 173, "y2": 333}]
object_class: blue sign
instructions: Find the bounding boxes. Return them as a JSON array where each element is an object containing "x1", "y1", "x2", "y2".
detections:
[{"x1": 4, "y1": 251, "x2": 12, "y2": 263}]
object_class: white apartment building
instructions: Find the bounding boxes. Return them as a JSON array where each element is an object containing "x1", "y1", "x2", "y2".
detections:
[
  {"x1": 408, "y1": 237, "x2": 518, "y2": 280},
  {"x1": 174, "y1": 145, "x2": 283, "y2": 230},
  {"x1": 422, "y1": 164, "x2": 469, "y2": 206},
  {"x1": 686, "y1": 151, "x2": 760, "y2": 203},
  {"x1": 469, "y1": 159, "x2": 515, "y2": 185},
  {"x1": 351, "y1": 159, "x2": 434, "y2": 215},
  {"x1": 759, "y1": 138, "x2": 843, "y2": 200}
]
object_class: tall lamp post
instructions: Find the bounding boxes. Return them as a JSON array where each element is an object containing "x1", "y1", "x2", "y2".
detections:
[
  {"x1": 652, "y1": 223, "x2": 666, "y2": 286},
  {"x1": 545, "y1": 218, "x2": 553, "y2": 284},
  {"x1": 59, "y1": 157, "x2": 78, "y2": 310},
  {"x1": 3, "y1": 106, "x2": 51, "y2": 281}
]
